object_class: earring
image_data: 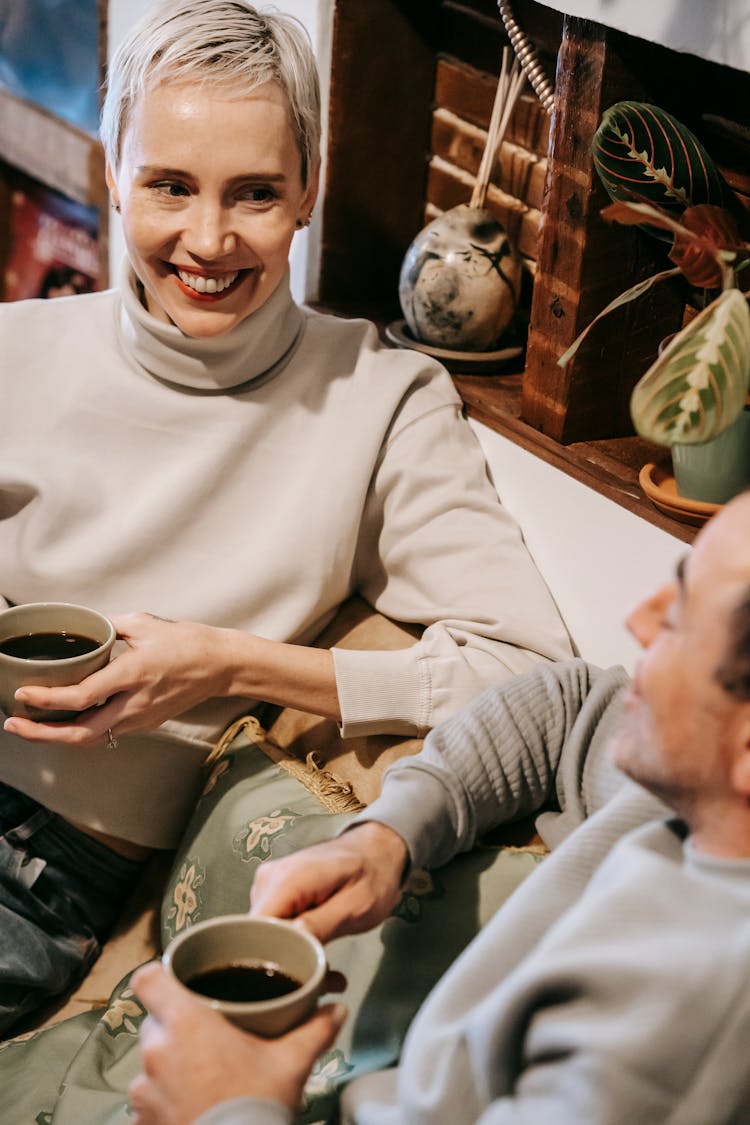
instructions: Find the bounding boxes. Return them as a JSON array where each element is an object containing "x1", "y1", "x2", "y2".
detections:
[
  {"x1": 295, "y1": 214, "x2": 312, "y2": 229},
  {"x1": 111, "y1": 202, "x2": 121, "y2": 214}
]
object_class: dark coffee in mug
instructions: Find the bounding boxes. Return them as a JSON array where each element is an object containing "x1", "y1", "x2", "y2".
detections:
[
  {"x1": 184, "y1": 962, "x2": 302, "y2": 1003},
  {"x1": 0, "y1": 632, "x2": 101, "y2": 661}
]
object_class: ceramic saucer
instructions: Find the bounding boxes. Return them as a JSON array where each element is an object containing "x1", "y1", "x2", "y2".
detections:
[
  {"x1": 384, "y1": 320, "x2": 523, "y2": 374},
  {"x1": 639, "y1": 463, "x2": 721, "y2": 527}
]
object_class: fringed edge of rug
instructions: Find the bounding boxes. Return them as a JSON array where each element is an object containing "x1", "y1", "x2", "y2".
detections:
[
  {"x1": 204, "y1": 715, "x2": 364, "y2": 815},
  {"x1": 271, "y1": 749, "x2": 365, "y2": 815}
]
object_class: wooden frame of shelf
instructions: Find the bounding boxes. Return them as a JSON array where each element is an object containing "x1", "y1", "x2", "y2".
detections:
[
  {"x1": 453, "y1": 370, "x2": 696, "y2": 544},
  {"x1": 316, "y1": 297, "x2": 699, "y2": 544},
  {"x1": 319, "y1": 0, "x2": 748, "y2": 546}
]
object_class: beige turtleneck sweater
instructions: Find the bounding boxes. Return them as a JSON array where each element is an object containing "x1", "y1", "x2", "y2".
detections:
[{"x1": 0, "y1": 268, "x2": 571, "y2": 845}]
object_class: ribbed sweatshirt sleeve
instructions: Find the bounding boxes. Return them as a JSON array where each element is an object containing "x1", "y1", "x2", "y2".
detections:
[
  {"x1": 333, "y1": 396, "x2": 573, "y2": 738},
  {"x1": 349, "y1": 660, "x2": 630, "y2": 871},
  {"x1": 194, "y1": 1098, "x2": 290, "y2": 1125}
]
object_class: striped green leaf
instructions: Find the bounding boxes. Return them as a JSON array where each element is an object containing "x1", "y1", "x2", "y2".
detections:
[
  {"x1": 630, "y1": 288, "x2": 750, "y2": 445},
  {"x1": 558, "y1": 266, "x2": 681, "y2": 367},
  {"x1": 593, "y1": 102, "x2": 727, "y2": 229}
]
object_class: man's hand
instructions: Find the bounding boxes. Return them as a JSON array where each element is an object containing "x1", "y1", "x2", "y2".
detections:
[
  {"x1": 250, "y1": 821, "x2": 409, "y2": 943},
  {"x1": 129, "y1": 962, "x2": 347, "y2": 1125}
]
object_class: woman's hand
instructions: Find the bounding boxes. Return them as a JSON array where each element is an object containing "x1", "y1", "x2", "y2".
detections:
[
  {"x1": 3, "y1": 612, "x2": 232, "y2": 745},
  {"x1": 250, "y1": 821, "x2": 409, "y2": 943},
  {"x1": 129, "y1": 961, "x2": 347, "y2": 1125},
  {"x1": 3, "y1": 611, "x2": 341, "y2": 746}
]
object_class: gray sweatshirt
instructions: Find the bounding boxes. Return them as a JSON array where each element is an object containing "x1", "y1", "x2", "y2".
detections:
[{"x1": 196, "y1": 661, "x2": 750, "y2": 1125}]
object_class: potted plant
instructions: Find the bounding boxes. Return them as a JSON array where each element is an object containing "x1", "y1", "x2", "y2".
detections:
[{"x1": 560, "y1": 101, "x2": 750, "y2": 506}]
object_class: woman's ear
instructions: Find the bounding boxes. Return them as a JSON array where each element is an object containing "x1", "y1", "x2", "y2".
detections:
[
  {"x1": 105, "y1": 161, "x2": 120, "y2": 212},
  {"x1": 300, "y1": 159, "x2": 321, "y2": 223}
]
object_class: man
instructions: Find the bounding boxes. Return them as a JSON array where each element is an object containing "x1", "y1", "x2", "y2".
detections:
[{"x1": 128, "y1": 491, "x2": 750, "y2": 1124}]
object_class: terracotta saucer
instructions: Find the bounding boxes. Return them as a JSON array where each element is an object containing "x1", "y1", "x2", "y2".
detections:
[
  {"x1": 384, "y1": 320, "x2": 523, "y2": 374},
  {"x1": 639, "y1": 462, "x2": 721, "y2": 527}
]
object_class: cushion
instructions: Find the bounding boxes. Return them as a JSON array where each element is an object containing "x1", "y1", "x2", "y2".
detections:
[{"x1": 0, "y1": 734, "x2": 541, "y2": 1125}]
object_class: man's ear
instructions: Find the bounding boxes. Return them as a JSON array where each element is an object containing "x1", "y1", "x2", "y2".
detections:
[{"x1": 729, "y1": 705, "x2": 750, "y2": 799}]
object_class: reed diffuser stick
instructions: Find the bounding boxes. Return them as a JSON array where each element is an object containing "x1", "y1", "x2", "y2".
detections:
[{"x1": 470, "y1": 46, "x2": 525, "y2": 210}]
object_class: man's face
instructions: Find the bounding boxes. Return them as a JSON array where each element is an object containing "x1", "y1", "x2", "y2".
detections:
[{"x1": 612, "y1": 494, "x2": 750, "y2": 817}]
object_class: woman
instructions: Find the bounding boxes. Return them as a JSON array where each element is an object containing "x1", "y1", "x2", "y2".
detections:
[{"x1": 0, "y1": 0, "x2": 570, "y2": 1032}]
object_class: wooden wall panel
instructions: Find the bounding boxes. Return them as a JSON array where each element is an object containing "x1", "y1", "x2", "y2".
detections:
[
  {"x1": 434, "y1": 58, "x2": 549, "y2": 154},
  {"x1": 522, "y1": 19, "x2": 750, "y2": 441},
  {"x1": 319, "y1": 0, "x2": 558, "y2": 310},
  {"x1": 319, "y1": 0, "x2": 750, "y2": 444},
  {"x1": 318, "y1": 0, "x2": 436, "y2": 310},
  {"x1": 430, "y1": 108, "x2": 547, "y2": 210},
  {"x1": 522, "y1": 19, "x2": 685, "y2": 441}
]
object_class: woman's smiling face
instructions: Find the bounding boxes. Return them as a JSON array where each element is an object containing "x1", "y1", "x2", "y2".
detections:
[{"x1": 107, "y1": 80, "x2": 318, "y2": 338}]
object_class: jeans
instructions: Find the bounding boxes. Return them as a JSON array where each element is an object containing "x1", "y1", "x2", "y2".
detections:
[{"x1": 0, "y1": 784, "x2": 145, "y2": 1037}]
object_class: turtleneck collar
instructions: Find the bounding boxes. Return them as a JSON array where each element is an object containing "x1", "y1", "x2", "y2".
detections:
[{"x1": 118, "y1": 261, "x2": 305, "y2": 393}]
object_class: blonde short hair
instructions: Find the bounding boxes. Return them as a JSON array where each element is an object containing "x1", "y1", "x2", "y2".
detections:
[{"x1": 100, "y1": 0, "x2": 321, "y2": 185}]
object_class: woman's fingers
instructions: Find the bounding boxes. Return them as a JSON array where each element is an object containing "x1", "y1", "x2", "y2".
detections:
[
  {"x1": 11, "y1": 658, "x2": 130, "y2": 712},
  {"x1": 2, "y1": 656, "x2": 137, "y2": 744},
  {"x1": 1, "y1": 616, "x2": 220, "y2": 743}
]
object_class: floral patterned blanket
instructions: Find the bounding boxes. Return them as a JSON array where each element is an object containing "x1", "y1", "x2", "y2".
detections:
[{"x1": 0, "y1": 727, "x2": 542, "y2": 1124}]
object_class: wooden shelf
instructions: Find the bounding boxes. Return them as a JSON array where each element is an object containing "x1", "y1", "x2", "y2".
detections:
[
  {"x1": 318, "y1": 1, "x2": 749, "y2": 549},
  {"x1": 316, "y1": 298, "x2": 697, "y2": 546},
  {"x1": 452, "y1": 369, "x2": 696, "y2": 545},
  {"x1": 0, "y1": 86, "x2": 107, "y2": 210}
]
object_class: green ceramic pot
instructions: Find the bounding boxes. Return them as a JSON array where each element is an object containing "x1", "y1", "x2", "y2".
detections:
[{"x1": 672, "y1": 406, "x2": 750, "y2": 504}]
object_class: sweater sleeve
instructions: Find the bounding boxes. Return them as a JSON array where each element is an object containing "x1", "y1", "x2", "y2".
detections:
[
  {"x1": 349, "y1": 660, "x2": 629, "y2": 871},
  {"x1": 194, "y1": 1098, "x2": 290, "y2": 1125},
  {"x1": 382, "y1": 824, "x2": 743, "y2": 1125},
  {"x1": 331, "y1": 398, "x2": 573, "y2": 738}
]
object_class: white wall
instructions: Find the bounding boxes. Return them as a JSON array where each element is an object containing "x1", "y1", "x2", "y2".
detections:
[
  {"x1": 470, "y1": 420, "x2": 686, "y2": 673},
  {"x1": 106, "y1": 0, "x2": 154, "y2": 278},
  {"x1": 281, "y1": 0, "x2": 333, "y2": 302},
  {"x1": 536, "y1": 0, "x2": 750, "y2": 73},
  {"x1": 105, "y1": 0, "x2": 332, "y2": 300}
]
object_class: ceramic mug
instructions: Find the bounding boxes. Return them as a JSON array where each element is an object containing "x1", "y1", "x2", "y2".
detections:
[
  {"x1": 0, "y1": 602, "x2": 115, "y2": 720},
  {"x1": 162, "y1": 915, "x2": 328, "y2": 1037}
]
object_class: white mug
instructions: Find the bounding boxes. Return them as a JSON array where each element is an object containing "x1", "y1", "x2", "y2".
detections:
[
  {"x1": 162, "y1": 914, "x2": 327, "y2": 1037},
  {"x1": 0, "y1": 602, "x2": 115, "y2": 720}
]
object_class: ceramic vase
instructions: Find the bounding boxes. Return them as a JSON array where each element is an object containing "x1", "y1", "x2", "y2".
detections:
[{"x1": 398, "y1": 204, "x2": 521, "y2": 352}]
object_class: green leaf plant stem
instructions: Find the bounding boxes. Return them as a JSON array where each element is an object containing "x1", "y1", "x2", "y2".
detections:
[{"x1": 559, "y1": 101, "x2": 750, "y2": 447}]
